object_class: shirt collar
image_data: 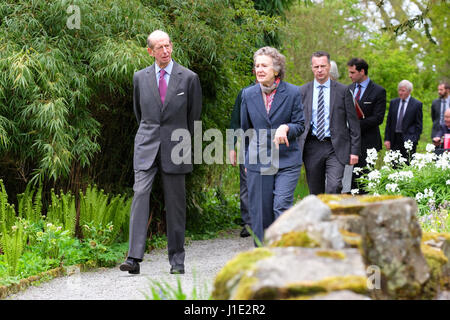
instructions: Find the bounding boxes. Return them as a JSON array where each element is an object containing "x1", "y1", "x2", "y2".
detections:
[
  {"x1": 357, "y1": 77, "x2": 370, "y2": 89},
  {"x1": 314, "y1": 78, "x2": 331, "y2": 89},
  {"x1": 155, "y1": 59, "x2": 173, "y2": 75}
]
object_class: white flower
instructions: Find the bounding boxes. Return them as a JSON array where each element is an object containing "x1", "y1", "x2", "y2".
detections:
[
  {"x1": 367, "y1": 170, "x2": 381, "y2": 182},
  {"x1": 415, "y1": 192, "x2": 424, "y2": 201},
  {"x1": 404, "y1": 140, "x2": 413, "y2": 151},
  {"x1": 368, "y1": 182, "x2": 377, "y2": 189},
  {"x1": 446, "y1": 180, "x2": 450, "y2": 185},
  {"x1": 426, "y1": 143, "x2": 435, "y2": 153},
  {"x1": 366, "y1": 148, "x2": 378, "y2": 166},
  {"x1": 351, "y1": 189, "x2": 359, "y2": 196},
  {"x1": 424, "y1": 188, "x2": 434, "y2": 199},
  {"x1": 386, "y1": 183, "x2": 399, "y2": 193},
  {"x1": 353, "y1": 167, "x2": 363, "y2": 175}
]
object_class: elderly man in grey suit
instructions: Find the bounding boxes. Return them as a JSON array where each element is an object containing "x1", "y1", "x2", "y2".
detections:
[
  {"x1": 299, "y1": 51, "x2": 360, "y2": 195},
  {"x1": 120, "y1": 30, "x2": 202, "y2": 275}
]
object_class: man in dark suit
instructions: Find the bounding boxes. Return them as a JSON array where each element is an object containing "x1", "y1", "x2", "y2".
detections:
[
  {"x1": 299, "y1": 51, "x2": 360, "y2": 195},
  {"x1": 384, "y1": 80, "x2": 422, "y2": 162},
  {"x1": 120, "y1": 30, "x2": 202, "y2": 275},
  {"x1": 228, "y1": 82, "x2": 255, "y2": 238},
  {"x1": 347, "y1": 58, "x2": 386, "y2": 192},
  {"x1": 431, "y1": 81, "x2": 450, "y2": 139}
]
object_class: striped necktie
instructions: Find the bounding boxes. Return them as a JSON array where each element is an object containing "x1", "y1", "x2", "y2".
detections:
[
  {"x1": 316, "y1": 85, "x2": 325, "y2": 140},
  {"x1": 355, "y1": 84, "x2": 361, "y2": 101}
]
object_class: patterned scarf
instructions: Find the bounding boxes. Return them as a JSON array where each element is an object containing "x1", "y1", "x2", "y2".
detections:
[{"x1": 261, "y1": 78, "x2": 280, "y2": 114}]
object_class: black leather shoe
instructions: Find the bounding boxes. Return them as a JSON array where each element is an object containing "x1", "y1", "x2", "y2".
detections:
[
  {"x1": 240, "y1": 225, "x2": 250, "y2": 238},
  {"x1": 170, "y1": 265, "x2": 185, "y2": 274},
  {"x1": 120, "y1": 259, "x2": 140, "y2": 274}
]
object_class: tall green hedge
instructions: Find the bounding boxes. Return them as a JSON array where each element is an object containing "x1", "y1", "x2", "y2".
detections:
[{"x1": 0, "y1": 0, "x2": 278, "y2": 231}]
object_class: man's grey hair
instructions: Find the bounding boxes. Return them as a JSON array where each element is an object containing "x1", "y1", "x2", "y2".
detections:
[
  {"x1": 147, "y1": 30, "x2": 171, "y2": 49},
  {"x1": 253, "y1": 47, "x2": 286, "y2": 80},
  {"x1": 329, "y1": 60, "x2": 339, "y2": 80},
  {"x1": 398, "y1": 79, "x2": 413, "y2": 92}
]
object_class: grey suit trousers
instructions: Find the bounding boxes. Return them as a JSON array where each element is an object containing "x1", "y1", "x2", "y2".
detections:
[
  {"x1": 303, "y1": 137, "x2": 345, "y2": 195},
  {"x1": 128, "y1": 151, "x2": 186, "y2": 268}
]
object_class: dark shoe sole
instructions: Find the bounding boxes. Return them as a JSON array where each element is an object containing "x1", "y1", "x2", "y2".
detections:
[
  {"x1": 170, "y1": 268, "x2": 185, "y2": 275},
  {"x1": 120, "y1": 262, "x2": 140, "y2": 274}
]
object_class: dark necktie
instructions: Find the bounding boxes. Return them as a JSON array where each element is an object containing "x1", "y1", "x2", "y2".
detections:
[
  {"x1": 316, "y1": 85, "x2": 325, "y2": 140},
  {"x1": 396, "y1": 99, "x2": 406, "y2": 132},
  {"x1": 159, "y1": 69, "x2": 167, "y2": 104},
  {"x1": 355, "y1": 84, "x2": 361, "y2": 101}
]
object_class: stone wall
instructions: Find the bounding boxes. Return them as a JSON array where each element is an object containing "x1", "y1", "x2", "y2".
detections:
[{"x1": 212, "y1": 195, "x2": 450, "y2": 300}]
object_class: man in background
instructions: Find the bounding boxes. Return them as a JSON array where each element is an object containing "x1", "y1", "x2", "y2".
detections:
[
  {"x1": 431, "y1": 81, "x2": 450, "y2": 139},
  {"x1": 384, "y1": 80, "x2": 422, "y2": 162},
  {"x1": 299, "y1": 51, "x2": 360, "y2": 195},
  {"x1": 347, "y1": 58, "x2": 386, "y2": 193}
]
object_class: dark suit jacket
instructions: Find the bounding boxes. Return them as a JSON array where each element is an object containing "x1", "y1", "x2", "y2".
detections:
[
  {"x1": 132, "y1": 61, "x2": 202, "y2": 174},
  {"x1": 299, "y1": 80, "x2": 361, "y2": 165},
  {"x1": 240, "y1": 81, "x2": 305, "y2": 171},
  {"x1": 348, "y1": 80, "x2": 386, "y2": 154},
  {"x1": 385, "y1": 97, "x2": 423, "y2": 144},
  {"x1": 435, "y1": 123, "x2": 450, "y2": 138},
  {"x1": 431, "y1": 98, "x2": 445, "y2": 138}
]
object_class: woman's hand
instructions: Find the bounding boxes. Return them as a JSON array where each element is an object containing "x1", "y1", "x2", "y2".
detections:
[{"x1": 273, "y1": 124, "x2": 290, "y2": 149}]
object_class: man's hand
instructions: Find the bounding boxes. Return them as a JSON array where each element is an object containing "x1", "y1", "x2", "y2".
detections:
[
  {"x1": 229, "y1": 150, "x2": 237, "y2": 166},
  {"x1": 432, "y1": 137, "x2": 441, "y2": 147},
  {"x1": 349, "y1": 154, "x2": 359, "y2": 165},
  {"x1": 384, "y1": 140, "x2": 391, "y2": 150},
  {"x1": 273, "y1": 124, "x2": 290, "y2": 149}
]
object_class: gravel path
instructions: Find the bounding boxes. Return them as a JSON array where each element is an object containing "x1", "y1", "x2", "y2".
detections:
[{"x1": 7, "y1": 229, "x2": 253, "y2": 300}]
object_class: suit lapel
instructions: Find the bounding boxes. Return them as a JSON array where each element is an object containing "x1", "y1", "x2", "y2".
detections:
[
  {"x1": 329, "y1": 80, "x2": 336, "y2": 124},
  {"x1": 146, "y1": 64, "x2": 163, "y2": 110},
  {"x1": 268, "y1": 81, "x2": 287, "y2": 118},
  {"x1": 249, "y1": 85, "x2": 271, "y2": 125}
]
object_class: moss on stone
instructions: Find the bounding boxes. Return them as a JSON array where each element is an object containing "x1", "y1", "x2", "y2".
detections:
[
  {"x1": 269, "y1": 231, "x2": 320, "y2": 248},
  {"x1": 422, "y1": 231, "x2": 450, "y2": 243},
  {"x1": 212, "y1": 248, "x2": 273, "y2": 300},
  {"x1": 315, "y1": 250, "x2": 346, "y2": 260},
  {"x1": 339, "y1": 229, "x2": 363, "y2": 249},
  {"x1": 317, "y1": 194, "x2": 403, "y2": 215},
  {"x1": 283, "y1": 275, "x2": 368, "y2": 298},
  {"x1": 419, "y1": 243, "x2": 449, "y2": 299}
]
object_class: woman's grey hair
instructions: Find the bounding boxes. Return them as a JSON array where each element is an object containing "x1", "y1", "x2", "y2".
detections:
[
  {"x1": 329, "y1": 60, "x2": 339, "y2": 80},
  {"x1": 398, "y1": 79, "x2": 413, "y2": 92},
  {"x1": 147, "y1": 30, "x2": 171, "y2": 49},
  {"x1": 253, "y1": 47, "x2": 286, "y2": 80}
]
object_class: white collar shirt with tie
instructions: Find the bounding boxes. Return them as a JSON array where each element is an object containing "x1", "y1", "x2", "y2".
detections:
[
  {"x1": 312, "y1": 78, "x2": 331, "y2": 138},
  {"x1": 396, "y1": 95, "x2": 410, "y2": 133}
]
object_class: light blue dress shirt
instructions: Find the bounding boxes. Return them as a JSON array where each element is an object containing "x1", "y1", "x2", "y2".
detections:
[
  {"x1": 353, "y1": 77, "x2": 370, "y2": 100},
  {"x1": 311, "y1": 78, "x2": 331, "y2": 138},
  {"x1": 155, "y1": 59, "x2": 173, "y2": 88}
]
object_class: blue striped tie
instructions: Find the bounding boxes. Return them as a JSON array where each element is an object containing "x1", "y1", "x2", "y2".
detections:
[{"x1": 316, "y1": 85, "x2": 325, "y2": 140}]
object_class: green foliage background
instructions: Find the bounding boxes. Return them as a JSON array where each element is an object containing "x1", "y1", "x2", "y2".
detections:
[{"x1": 0, "y1": 0, "x2": 278, "y2": 233}]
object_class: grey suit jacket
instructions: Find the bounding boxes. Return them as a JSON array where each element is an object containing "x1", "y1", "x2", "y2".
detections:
[
  {"x1": 132, "y1": 61, "x2": 202, "y2": 174},
  {"x1": 299, "y1": 80, "x2": 361, "y2": 165}
]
